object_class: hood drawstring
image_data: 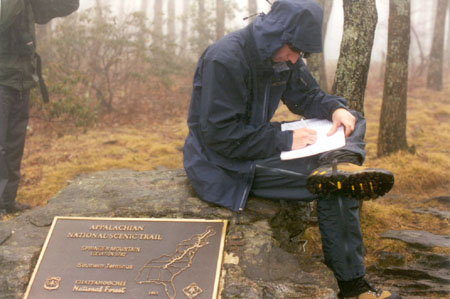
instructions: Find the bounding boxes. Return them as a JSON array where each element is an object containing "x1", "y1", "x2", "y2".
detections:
[
  {"x1": 243, "y1": 0, "x2": 272, "y2": 21},
  {"x1": 243, "y1": 12, "x2": 263, "y2": 21}
]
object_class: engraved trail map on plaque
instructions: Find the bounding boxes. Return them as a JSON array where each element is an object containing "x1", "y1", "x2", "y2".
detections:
[{"x1": 24, "y1": 217, "x2": 227, "y2": 299}]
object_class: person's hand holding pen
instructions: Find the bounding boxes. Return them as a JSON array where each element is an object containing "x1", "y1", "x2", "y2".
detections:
[{"x1": 291, "y1": 118, "x2": 317, "y2": 150}]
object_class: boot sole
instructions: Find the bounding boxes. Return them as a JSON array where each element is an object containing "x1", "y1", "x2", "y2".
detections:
[{"x1": 307, "y1": 169, "x2": 394, "y2": 200}]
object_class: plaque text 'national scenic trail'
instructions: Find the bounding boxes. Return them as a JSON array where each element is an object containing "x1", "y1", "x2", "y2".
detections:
[{"x1": 24, "y1": 217, "x2": 227, "y2": 299}]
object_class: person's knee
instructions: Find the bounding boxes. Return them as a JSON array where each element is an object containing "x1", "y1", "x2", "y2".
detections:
[
  {"x1": 346, "y1": 109, "x2": 365, "y2": 126},
  {"x1": 346, "y1": 109, "x2": 363, "y2": 119}
]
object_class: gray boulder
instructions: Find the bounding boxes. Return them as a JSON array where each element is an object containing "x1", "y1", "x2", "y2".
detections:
[{"x1": 381, "y1": 230, "x2": 450, "y2": 249}]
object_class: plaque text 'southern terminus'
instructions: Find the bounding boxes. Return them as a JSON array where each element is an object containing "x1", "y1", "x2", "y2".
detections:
[{"x1": 25, "y1": 217, "x2": 227, "y2": 299}]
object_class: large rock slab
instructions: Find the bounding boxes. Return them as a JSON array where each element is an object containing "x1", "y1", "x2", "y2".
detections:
[
  {"x1": 0, "y1": 169, "x2": 335, "y2": 299},
  {"x1": 369, "y1": 250, "x2": 450, "y2": 297},
  {"x1": 414, "y1": 208, "x2": 450, "y2": 220},
  {"x1": 381, "y1": 230, "x2": 450, "y2": 249},
  {"x1": 372, "y1": 229, "x2": 450, "y2": 297}
]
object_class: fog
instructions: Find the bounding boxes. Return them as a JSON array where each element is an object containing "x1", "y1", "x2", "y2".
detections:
[{"x1": 79, "y1": 0, "x2": 445, "y2": 64}]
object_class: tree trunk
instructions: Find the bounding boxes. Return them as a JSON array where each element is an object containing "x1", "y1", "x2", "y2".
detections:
[
  {"x1": 377, "y1": 0, "x2": 410, "y2": 157},
  {"x1": 426, "y1": 0, "x2": 448, "y2": 90},
  {"x1": 153, "y1": 0, "x2": 163, "y2": 37},
  {"x1": 141, "y1": 0, "x2": 148, "y2": 16},
  {"x1": 180, "y1": 0, "x2": 189, "y2": 53},
  {"x1": 307, "y1": 0, "x2": 332, "y2": 92},
  {"x1": 119, "y1": 0, "x2": 125, "y2": 19},
  {"x1": 168, "y1": 0, "x2": 176, "y2": 39},
  {"x1": 331, "y1": 0, "x2": 377, "y2": 114},
  {"x1": 248, "y1": 0, "x2": 258, "y2": 23},
  {"x1": 410, "y1": 24, "x2": 427, "y2": 78},
  {"x1": 95, "y1": 0, "x2": 102, "y2": 19},
  {"x1": 216, "y1": 0, "x2": 225, "y2": 40},
  {"x1": 197, "y1": 0, "x2": 207, "y2": 51},
  {"x1": 199, "y1": 0, "x2": 205, "y2": 30}
]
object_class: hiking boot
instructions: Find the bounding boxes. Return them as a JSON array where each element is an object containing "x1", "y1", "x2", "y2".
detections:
[
  {"x1": 307, "y1": 162, "x2": 394, "y2": 200},
  {"x1": 338, "y1": 278, "x2": 401, "y2": 299},
  {"x1": 339, "y1": 289, "x2": 401, "y2": 299},
  {"x1": 5, "y1": 202, "x2": 31, "y2": 213},
  {"x1": 350, "y1": 290, "x2": 401, "y2": 299}
]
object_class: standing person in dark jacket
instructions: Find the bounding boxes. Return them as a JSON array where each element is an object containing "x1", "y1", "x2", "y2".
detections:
[
  {"x1": 184, "y1": 1, "x2": 399, "y2": 298},
  {"x1": 0, "y1": 0, "x2": 79, "y2": 219}
]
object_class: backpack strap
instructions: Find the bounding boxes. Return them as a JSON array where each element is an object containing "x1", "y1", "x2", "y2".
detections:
[{"x1": 35, "y1": 53, "x2": 49, "y2": 103}]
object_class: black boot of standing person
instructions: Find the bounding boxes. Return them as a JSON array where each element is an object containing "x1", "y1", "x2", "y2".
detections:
[{"x1": 337, "y1": 277, "x2": 401, "y2": 298}]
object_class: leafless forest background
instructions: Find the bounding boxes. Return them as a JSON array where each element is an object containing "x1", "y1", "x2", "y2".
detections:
[{"x1": 32, "y1": 0, "x2": 449, "y2": 128}]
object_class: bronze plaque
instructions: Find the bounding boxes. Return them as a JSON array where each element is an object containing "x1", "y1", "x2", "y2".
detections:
[{"x1": 24, "y1": 217, "x2": 227, "y2": 299}]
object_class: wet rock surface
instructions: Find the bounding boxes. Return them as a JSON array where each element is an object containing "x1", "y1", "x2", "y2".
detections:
[
  {"x1": 381, "y1": 230, "x2": 450, "y2": 249},
  {"x1": 371, "y1": 197, "x2": 450, "y2": 298},
  {"x1": 413, "y1": 208, "x2": 450, "y2": 220},
  {"x1": 368, "y1": 248, "x2": 450, "y2": 297},
  {"x1": 0, "y1": 226, "x2": 11, "y2": 245}
]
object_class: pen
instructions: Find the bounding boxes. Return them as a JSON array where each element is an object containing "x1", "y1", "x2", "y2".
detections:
[{"x1": 301, "y1": 118, "x2": 308, "y2": 129}]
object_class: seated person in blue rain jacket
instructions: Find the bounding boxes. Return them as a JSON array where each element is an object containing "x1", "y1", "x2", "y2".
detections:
[{"x1": 183, "y1": 1, "x2": 398, "y2": 298}]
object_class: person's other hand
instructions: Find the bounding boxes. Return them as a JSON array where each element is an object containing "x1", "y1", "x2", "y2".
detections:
[
  {"x1": 292, "y1": 128, "x2": 317, "y2": 150},
  {"x1": 328, "y1": 108, "x2": 356, "y2": 137}
]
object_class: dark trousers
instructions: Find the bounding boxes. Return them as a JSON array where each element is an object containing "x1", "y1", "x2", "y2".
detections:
[
  {"x1": 0, "y1": 85, "x2": 30, "y2": 209},
  {"x1": 250, "y1": 110, "x2": 366, "y2": 282}
]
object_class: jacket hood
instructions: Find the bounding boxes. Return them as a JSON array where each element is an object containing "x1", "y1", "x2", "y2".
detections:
[{"x1": 252, "y1": 0, "x2": 323, "y2": 61}]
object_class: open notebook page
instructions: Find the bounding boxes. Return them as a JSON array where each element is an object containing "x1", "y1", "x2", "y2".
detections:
[{"x1": 280, "y1": 118, "x2": 346, "y2": 160}]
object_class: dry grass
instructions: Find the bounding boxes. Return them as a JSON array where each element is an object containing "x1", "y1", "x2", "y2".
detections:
[
  {"x1": 18, "y1": 120, "x2": 188, "y2": 207},
  {"x1": 364, "y1": 83, "x2": 450, "y2": 197},
  {"x1": 11, "y1": 76, "x2": 450, "y2": 264}
]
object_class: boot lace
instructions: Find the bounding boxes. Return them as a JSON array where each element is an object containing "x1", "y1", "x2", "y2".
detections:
[
  {"x1": 364, "y1": 280, "x2": 383, "y2": 297},
  {"x1": 367, "y1": 290, "x2": 383, "y2": 297}
]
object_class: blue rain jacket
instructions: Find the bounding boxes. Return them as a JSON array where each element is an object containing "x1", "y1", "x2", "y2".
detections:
[{"x1": 183, "y1": 0, "x2": 347, "y2": 211}]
